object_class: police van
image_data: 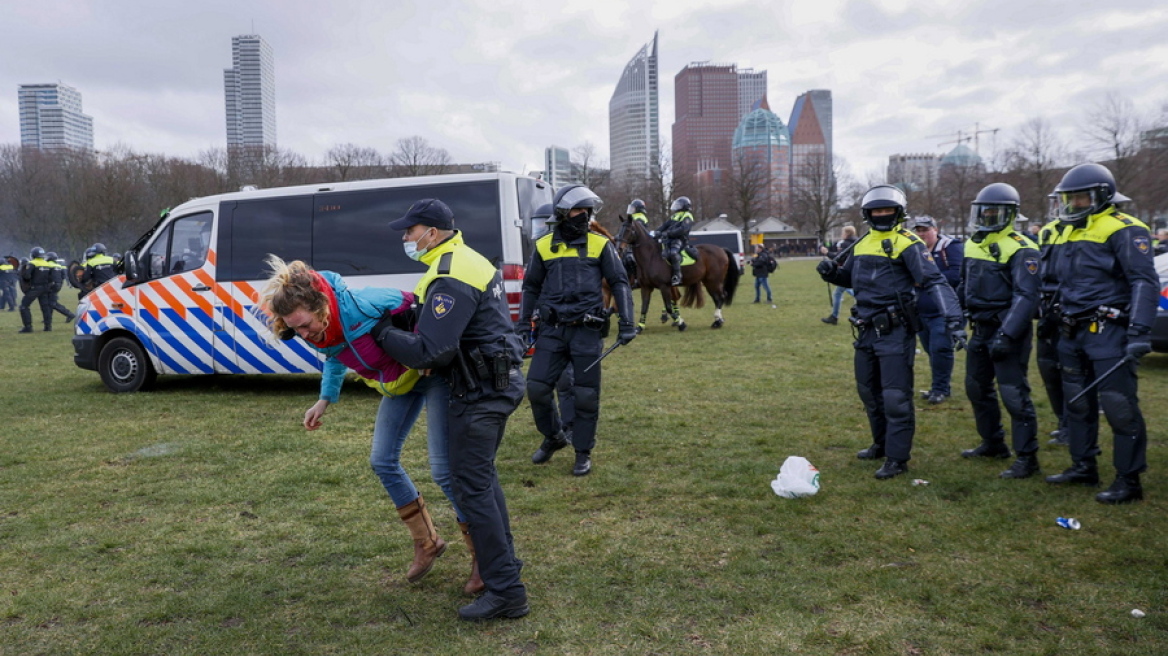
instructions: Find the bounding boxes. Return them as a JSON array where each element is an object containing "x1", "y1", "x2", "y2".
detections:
[
  {"x1": 689, "y1": 229, "x2": 745, "y2": 274},
  {"x1": 73, "y1": 172, "x2": 553, "y2": 392}
]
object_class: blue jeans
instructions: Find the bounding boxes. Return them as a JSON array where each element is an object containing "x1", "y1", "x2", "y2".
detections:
[
  {"x1": 369, "y1": 374, "x2": 462, "y2": 520},
  {"x1": 754, "y1": 276, "x2": 772, "y2": 302},
  {"x1": 916, "y1": 314, "x2": 954, "y2": 397},
  {"x1": 830, "y1": 285, "x2": 854, "y2": 318}
]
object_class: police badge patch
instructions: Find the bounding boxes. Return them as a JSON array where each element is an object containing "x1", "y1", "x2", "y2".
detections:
[
  {"x1": 1024, "y1": 256, "x2": 1039, "y2": 275},
  {"x1": 1134, "y1": 236, "x2": 1150, "y2": 254},
  {"x1": 431, "y1": 293, "x2": 455, "y2": 319}
]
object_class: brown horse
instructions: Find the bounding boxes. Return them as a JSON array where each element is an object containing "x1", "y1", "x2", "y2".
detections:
[{"x1": 616, "y1": 216, "x2": 739, "y2": 330}]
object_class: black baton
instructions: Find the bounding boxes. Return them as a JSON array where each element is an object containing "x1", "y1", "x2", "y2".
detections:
[
  {"x1": 583, "y1": 341, "x2": 622, "y2": 373},
  {"x1": 1067, "y1": 356, "x2": 1134, "y2": 406}
]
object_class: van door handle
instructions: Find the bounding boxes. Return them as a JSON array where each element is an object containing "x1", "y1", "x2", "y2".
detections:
[{"x1": 192, "y1": 285, "x2": 211, "y2": 292}]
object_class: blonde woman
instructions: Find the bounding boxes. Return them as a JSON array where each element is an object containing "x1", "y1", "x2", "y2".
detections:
[{"x1": 258, "y1": 255, "x2": 481, "y2": 593}]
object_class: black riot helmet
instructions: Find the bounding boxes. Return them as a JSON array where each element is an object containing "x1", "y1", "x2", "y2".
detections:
[
  {"x1": 92, "y1": 242, "x2": 107, "y2": 254},
  {"x1": 532, "y1": 203, "x2": 554, "y2": 221},
  {"x1": 626, "y1": 199, "x2": 647, "y2": 215},
  {"x1": 1053, "y1": 163, "x2": 1127, "y2": 226},
  {"x1": 84, "y1": 247, "x2": 96, "y2": 260},
  {"x1": 970, "y1": 183, "x2": 1020, "y2": 233},
  {"x1": 860, "y1": 185, "x2": 908, "y2": 231},
  {"x1": 552, "y1": 184, "x2": 603, "y2": 221},
  {"x1": 31, "y1": 246, "x2": 45, "y2": 259},
  {"x1": 46, "y1": 251, "x2": 58, "y2": 261},
  {"x1": 670, "y1": 196, "x2": 692, "y2": 213}
]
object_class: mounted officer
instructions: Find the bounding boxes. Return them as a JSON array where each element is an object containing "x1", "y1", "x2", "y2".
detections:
[{"x1": 655, "y1": 196, "x2": 694, "y2": 286}]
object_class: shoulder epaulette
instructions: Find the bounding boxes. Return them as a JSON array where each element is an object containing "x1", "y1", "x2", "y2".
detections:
[{"x1": 437, "y1": 252, "x2": 453, "y2": 276}]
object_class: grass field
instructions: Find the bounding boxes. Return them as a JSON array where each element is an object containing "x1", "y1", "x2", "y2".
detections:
[{"x1": 2, "y1": 259, "x2": 1166, "y2": 655}]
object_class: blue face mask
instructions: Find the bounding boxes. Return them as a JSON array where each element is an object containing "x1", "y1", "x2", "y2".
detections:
[{"x1": 403, "y1": 229, "x2": 434, "y2": 261}]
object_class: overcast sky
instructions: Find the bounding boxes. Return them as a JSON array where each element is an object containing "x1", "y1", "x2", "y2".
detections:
[{"x1": 2, "y1": 0, "x2": 1166, "y2": 183}]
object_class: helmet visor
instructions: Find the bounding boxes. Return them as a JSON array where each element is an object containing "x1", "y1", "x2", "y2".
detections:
[
  {"x1": 1056, "y1": 188, "x2": 1104, "y2": 222},
  {"x1": 555, "y1": 186, "x2": 603, "y2": 215},
  {"x1": 969, "y1": 203, "x2": 1017, "y2": 231},
  {"x1": 861, "y1": 185, "x2": 907, "y2": 210}
]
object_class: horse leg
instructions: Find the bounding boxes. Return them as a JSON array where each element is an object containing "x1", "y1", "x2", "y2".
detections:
[
  {"x1": 637, "y1": 286, "x2": 652, "y2": 333},
  {"x1": 707, "y1": 274, "x2": 725, "y2": 329}
]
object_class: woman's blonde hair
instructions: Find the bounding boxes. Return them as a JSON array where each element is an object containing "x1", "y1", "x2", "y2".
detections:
[{"x1": 255, "y1": 254, "x2": 330, "y2": 337}]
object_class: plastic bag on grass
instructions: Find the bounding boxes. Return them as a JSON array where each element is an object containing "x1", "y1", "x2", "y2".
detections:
[{"x1": 771, "y1": 456, "x2": 820, "y2": 498}]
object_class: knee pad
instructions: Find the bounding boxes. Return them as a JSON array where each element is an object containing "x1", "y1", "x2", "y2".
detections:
[
  {"x1": 965, "y1": 376, "x2": 987, "y2": 402},
  {"x1": 999, "y1": 384, "x2": 1029, "y2": 416},
  {"x1": 573, "y1": 385, "x2": 599, "y2": 418},
  {"x1": 883, "y1": 388, "x2": 911, "y2": 422},
  {"x1": 1099, "y1": 388, "x2": 1139, "y2": 435},
  {"x1": 527, "y1": 378, "x2": 556, "y2": 406},
  {"x1": 856, "y1": 383, "x2": 878, "y2": 413}
]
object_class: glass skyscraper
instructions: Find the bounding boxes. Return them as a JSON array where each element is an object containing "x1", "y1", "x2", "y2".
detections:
[
  {"x1": 608, "y1": 32, "x2": 659, "y2": 180},
  {"x1": 18, "y1": 83, "x2": 94, "y2": 151},
  {"x1": 224, "y1": 34, "x2": 276, "y2": 148}
]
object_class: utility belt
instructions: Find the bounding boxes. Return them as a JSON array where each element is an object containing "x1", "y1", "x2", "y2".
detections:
[
  {"x1": 450, "y1": 344, "x2": 516, "y2": 397},
  {"x1": 543, "y1": 306, "x2": 612, "y2": 337},
  {"x1": 1060, "y1": 305, "x2": 1128, "y2": 339},
  {"x1": 971, "y1": 318, "x2": 1003, "y2": 338},
  {"x1": 849, "y1": 306, "x2": 913, "y2": 336}
]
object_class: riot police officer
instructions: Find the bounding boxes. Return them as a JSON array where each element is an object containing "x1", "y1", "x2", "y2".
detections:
[
  {"x1": 376, "y1": 198, "x2": 530, "y2": 620},
  {"x1": 656, "y1": 196, "x2": 694, "y2": 285},
  {"x1": 0, "y1": 256, "x2": 17, "y2": 311},
  {"x1": 44, "y1": 252, "x2": 75, "y2": 324},
  {"x1": 520, "y1": 184, "x2": 636, "y2": 477},
  {"x1": 622, "y1": 199, "x2": 650, "y2": 287},
  {"x1": 19, "y1": 247, "x2": 73, "y2": 332},
  {"x1": 817, "y1": 185, "x2": 965, "y2": 479},
  {"x1": 958, "y1": 183, "x2": 1042, "y2": 478},
  {"x1": 81, "y1": 242, "x2": 117, "y2": 296},
  {"x1": 1044, "y1": 163, "x2": 1158, "y2": 504}
]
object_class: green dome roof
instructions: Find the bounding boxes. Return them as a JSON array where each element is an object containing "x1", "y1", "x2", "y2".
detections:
[{"x1": 733, "y1": 108, "x2": 790, "y2": 150}]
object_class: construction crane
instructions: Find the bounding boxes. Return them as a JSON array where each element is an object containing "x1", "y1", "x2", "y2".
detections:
[
  {"x1": 971, "y1": 122, "x2": 999, "y2": 155},
  {"x1": 928, "y1": 129, "x2": 972, "y2": 149}
]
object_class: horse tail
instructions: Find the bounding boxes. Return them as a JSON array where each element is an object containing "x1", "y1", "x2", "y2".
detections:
[
  {"x1": 721, "y1": 248, "x2": 740, "y2": 306},
  {"x1": 681, "y1": 282, "x2": 704, "y2": 308}
]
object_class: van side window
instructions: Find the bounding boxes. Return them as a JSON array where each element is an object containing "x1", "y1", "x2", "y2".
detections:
[
  {"x1": 314, "y1": 181, "x2": 504, "y2": 273},
  {"x1": 222, "y1": 196, "x2": 314, "y2": 281},
  {"x1": 142, "y1": 212, "x2": 212, "y2": 279},
  {"x1": 515, "y1": 176, "x2": 553, "y2": 264}
]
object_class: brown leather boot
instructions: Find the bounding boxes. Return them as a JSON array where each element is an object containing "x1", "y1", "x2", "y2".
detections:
[
  {"x1": 396, "y1": 496, "x2": 447, "y2": 583},
  {"x1": 459, "y1": 521, "x2": 485, "y2": 596}
]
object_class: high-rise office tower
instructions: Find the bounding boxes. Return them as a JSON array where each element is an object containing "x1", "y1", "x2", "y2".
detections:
[
  {"x1": 544, "y1": 145, "x2": 578, "y2": 188},
  {"x1": 224, "y1": 34, "x2": 276, "y2": 148},
  {"x1": 732, "y1": 97, "x2": 791, "y2": 220},
  {"x1": 672, "y1": 63, "x2": 768, "y2": 193},
  {"x1": 608, "y1": 31, "x2": 660, "y2": 180},
  {"x1": 18, "y1": 83, "x2": 94, "y2": 151},
  {"x1": 788, "y1": 89, "x2": 833, "y2": 192}
]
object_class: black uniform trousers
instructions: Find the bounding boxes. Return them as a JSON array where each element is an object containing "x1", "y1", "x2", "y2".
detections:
[
  {"x1": 854, "y1": 322, "x2": 916, "y2": 462},
  {"x1": 447, "y1": 369, "x2": 527, "y2": 601},
  {"x1": 965, "y1": 321, "x2": 1039, "y2": 455},
  {"x1": 526, "y1": 325, "x2": 602, "y2": 453},
  {"x1": 20, "y1": 285, "x2": 57, "y2": 327},
  {"x1": 0, "y1": 282, "x2": 15, "y2": 310},
  {"x1": 1034, "y1": 316, "x2": 1066, "y2": 432},
  {"x1": 1058, "y1": 324, "x2": 1147, "y2": 476}
]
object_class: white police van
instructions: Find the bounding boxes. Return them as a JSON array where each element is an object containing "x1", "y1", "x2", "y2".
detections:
[
  {"x1": 689, "y1": 229, "x2": 746, "y2": 273},
  {"x1": 73, "y1": 172, "x2": 553, "y2": 392}
]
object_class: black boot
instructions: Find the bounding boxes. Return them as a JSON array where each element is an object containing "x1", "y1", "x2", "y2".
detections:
[
  {"x1": 875, "y1": 458, "x2": 908, "y2": 480},
  {"x1": 18, "y1": 325, "x2": 33, "y2": 333},
  {"x1": 458, "y1": 591, "x2": 530, "y2": 621},
  {"x1": 1000, "y1": 453, "x2": 1040, "y2": 479},
  {"x1": 821, "y1": 315, "x2": 838, "y2": 325},
  {"x1": 531, "y1": 431, "x2": 569, "y2": 464},
  {"x1": 856, "y1": 444, "x2": 885, "y2": 460},
  {"x1": 1048, "y1": 429, "x2": 1068, "y2": 446},
  {"x1": 1045, "y1": 461, "x2": 1099, "y2": 486},
  {"x1": 572, "y1": 450, "x2": 591, "y2": 476},
  {"x1": 1095, "y1": 474, "x2": 1143, "y2": 504},
  {"x1": 961, "y1": 441, "x2": 1011, "y2": 459}
]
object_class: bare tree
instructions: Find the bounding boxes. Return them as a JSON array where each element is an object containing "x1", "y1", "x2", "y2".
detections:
[
  {"x1": 388, "y1": 136, "x2": 452, "y2": 177},
  {"x1": 1002, "y1": 117, "x2": 1071, "y2": 223},
  {"x1": 1083, "y1": 95, "x2": 1145, "y2": 195},
  {"x1": 572, "y1": 141, "x2": 610, "y2": 191},
  {"x1": 326, "y1": 143, "x2": 385, "y2": 181},
  {"x1": 790, "y1": 153, "x2": 852, "y2": 241},
  {"x1": 726, "y1": 149, "x2": 769, "y2": 231},
  {"x1": 937, "y1": 158, "x2": 985, "y2": 239}
]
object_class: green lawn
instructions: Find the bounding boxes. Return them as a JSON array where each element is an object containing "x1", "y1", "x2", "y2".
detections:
[{"x1": 2, "y1": 261, "x2": 1166, "y2": 655}]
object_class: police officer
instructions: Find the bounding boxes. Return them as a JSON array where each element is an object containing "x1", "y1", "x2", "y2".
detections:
[
  {"x1": 958, "y1": 183, "x2": 1042, "y2": 479},
  {"x1": 1035, "y1": 195, "x2": 1074, "y2": 445},
  {"x1": 622, "y1": 199, "x2": 650, "y2": 287},
  {"x1": 81, "y1": 242, "x2": 117, "y2": 296},
  {"x1": 375, "y1": 198, "x2": 530, "y2": 620},
  {"x1": 817, "y1": 185, "x2": 965, "y2": 479},
  {"x1": 1044, "y1": 163, "x2": 1158, "y2": 504},
  {"x1": 0, "y1": 256, "x2": 17, "y2": 311},
  {"x1": 520, "y1": 184, "x2": 636, "y2": 477},
  {"x1": 44, "y1": 252, "x2": 76, "y2": 325},
  {"x1": 656, "y1": 196, "x2": 695, "y2": 285},
  {"x1": 19, "y1": 247, "x2": 73, "y2": 332}
]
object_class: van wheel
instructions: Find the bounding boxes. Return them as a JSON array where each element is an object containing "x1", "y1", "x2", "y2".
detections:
[{"x1": 98, "y1": 337, "x2": 157, "y2": 393}]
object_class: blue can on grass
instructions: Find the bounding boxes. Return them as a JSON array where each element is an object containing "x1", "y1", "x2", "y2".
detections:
[{"x1": 1056, "y1": 517, "x2": 1081, "y2": 530}]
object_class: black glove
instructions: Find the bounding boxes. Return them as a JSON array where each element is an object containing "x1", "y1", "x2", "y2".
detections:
[
  {"x1": 989, "y1": 332, "x2": 1014, "y2": 361},
  {"x1": 1125, "y1": 333, "x2": 1152, "y2": 361},
  {"x1": 617, "y1": 323, "x2": 637, "y2": 346},
  {"x1": 515, "y1": 320, "x2": 536, "y2": 346},
  {"x1": 947, "y1": 321, "x2": 968, "y2": 352},
  {"x1": 815, "y1": 259, "x2": 837, "y2": 279}
]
